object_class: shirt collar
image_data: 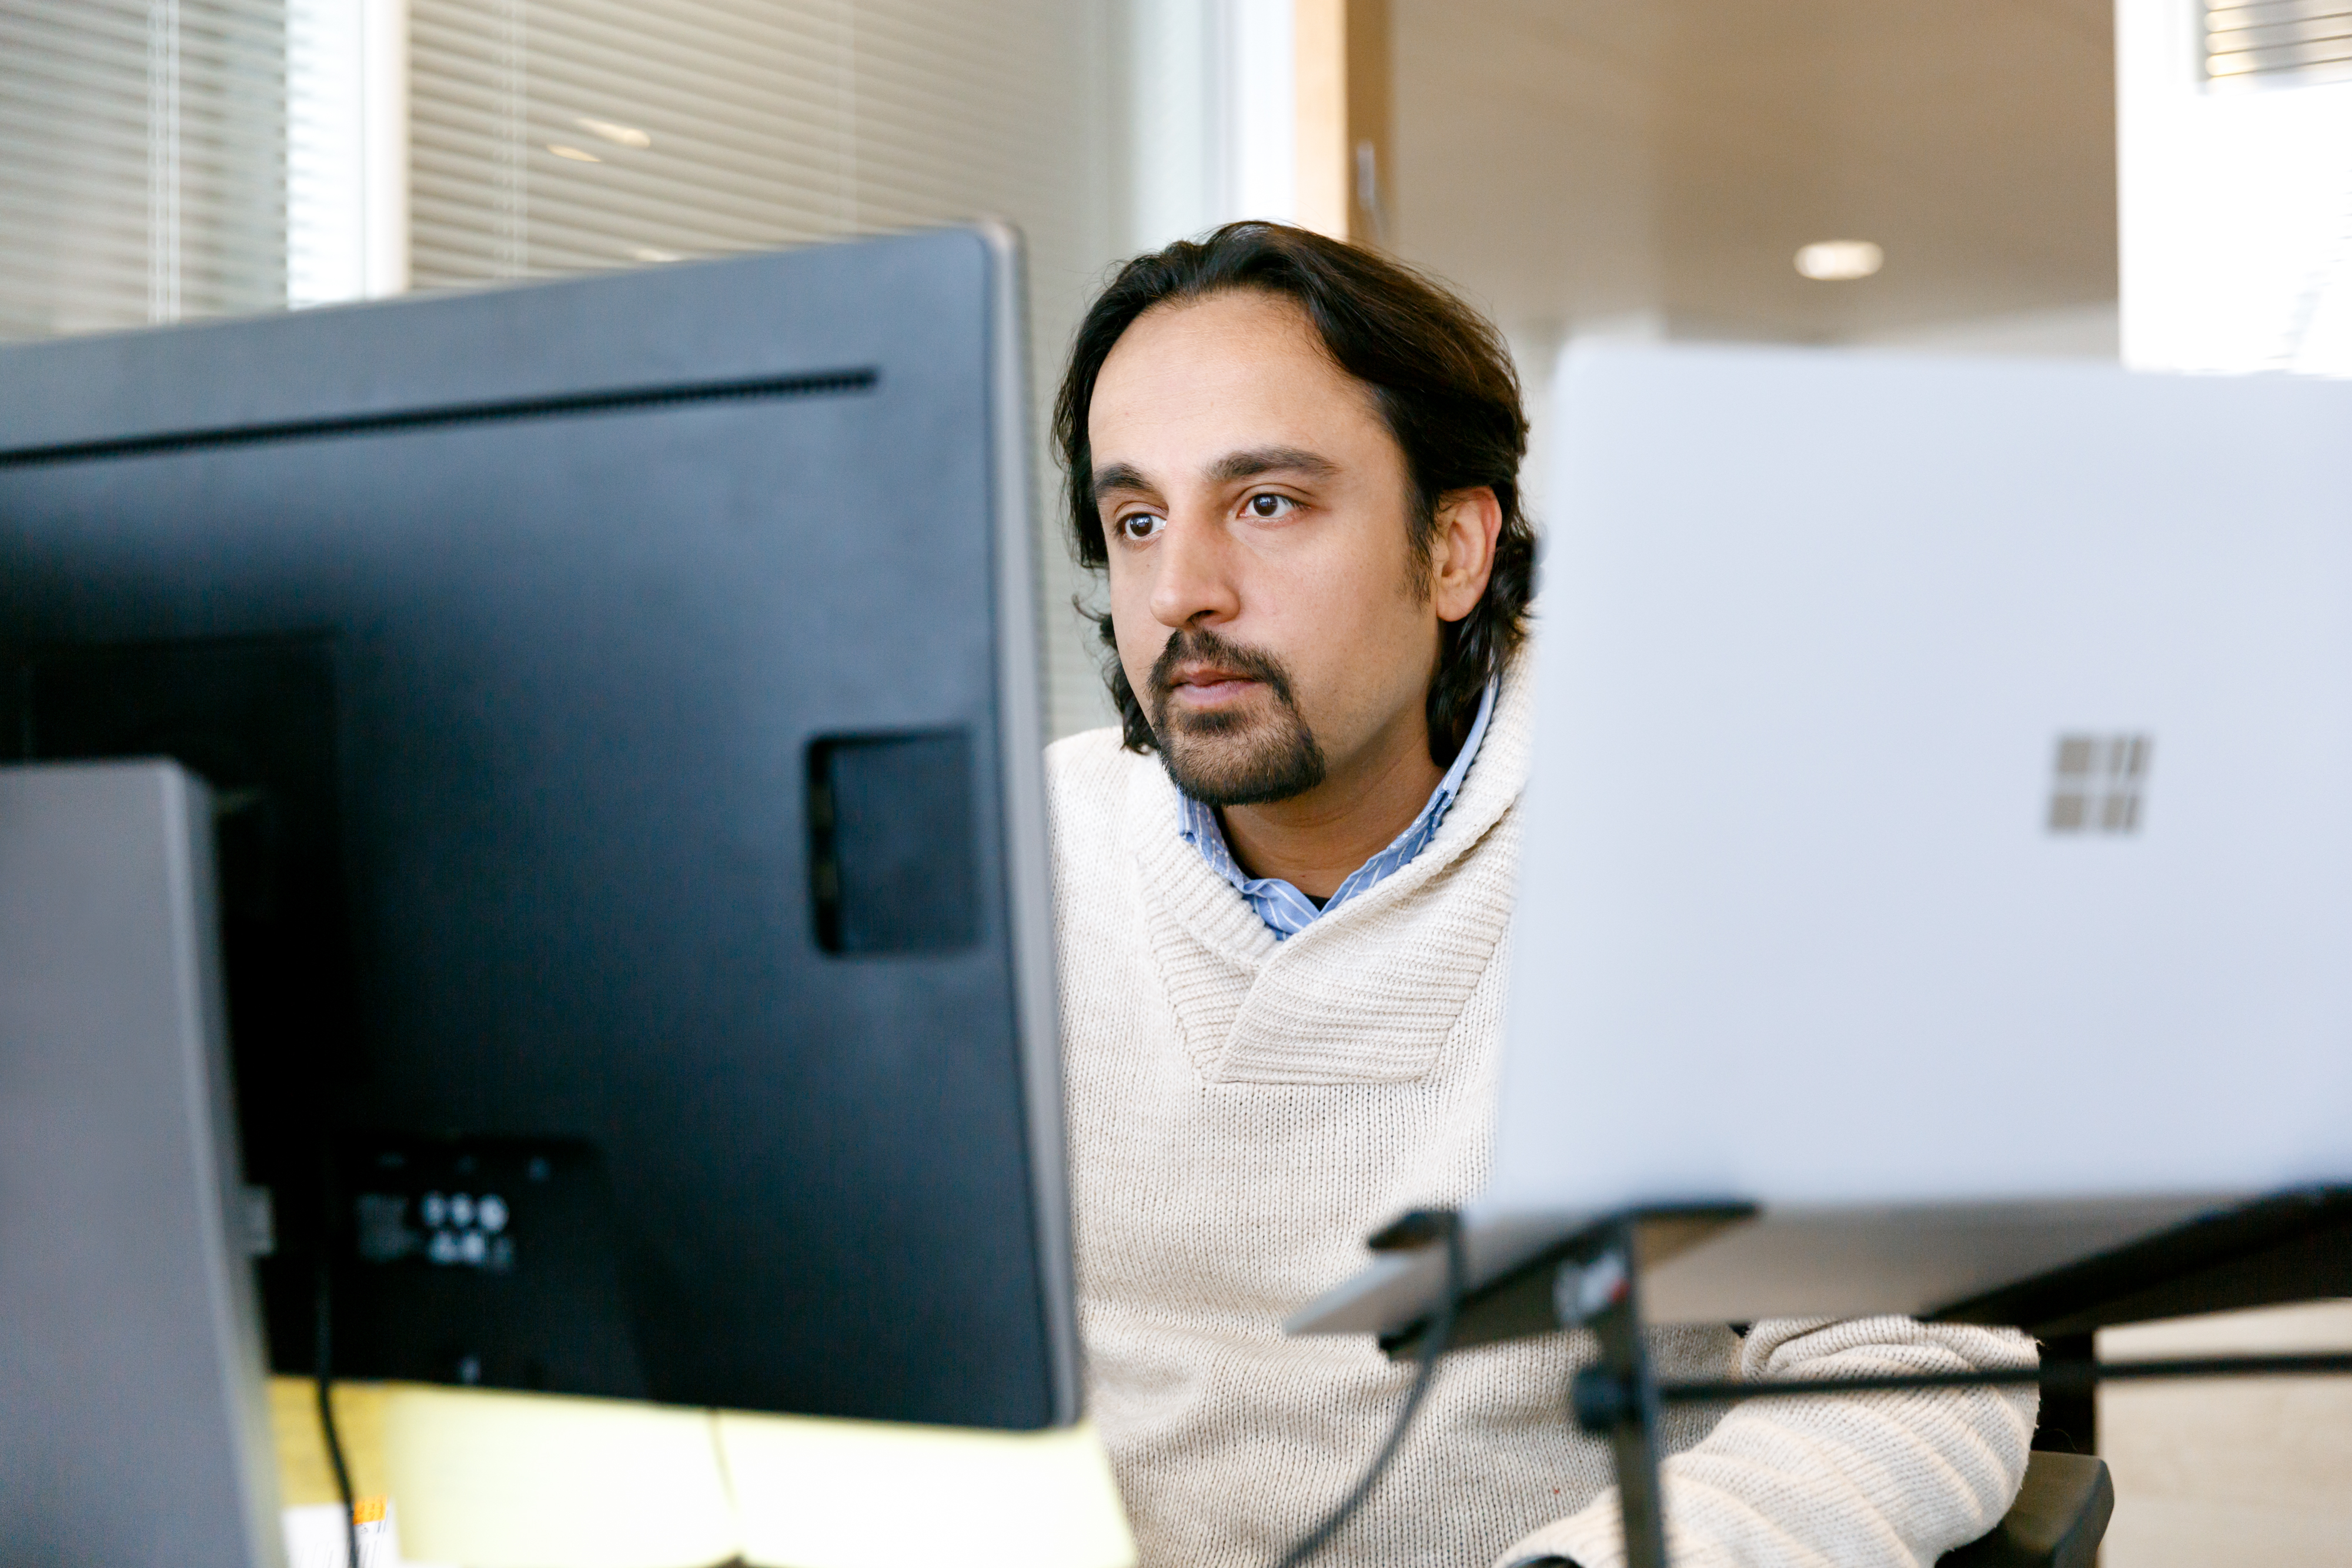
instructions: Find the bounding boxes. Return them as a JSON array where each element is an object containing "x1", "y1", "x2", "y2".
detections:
[{"x1": 1176, "y1": 676, "x2": 1501, "y2": 940}]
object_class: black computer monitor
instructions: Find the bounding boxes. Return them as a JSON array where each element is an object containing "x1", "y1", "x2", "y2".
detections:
[{"x1": 0, "y1": 228, "x2": 1077, "y2": 1430}]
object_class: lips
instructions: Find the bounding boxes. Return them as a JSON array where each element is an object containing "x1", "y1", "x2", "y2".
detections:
[
  {"x1": 1167, "y1": 667, "x2": 1263, "y2": 707},
  {"x1": 1145, "y1": 628, "x2": 1300, "y2": 729}
]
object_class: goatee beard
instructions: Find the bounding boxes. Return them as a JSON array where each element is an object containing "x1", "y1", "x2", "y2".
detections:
[{"x1": 1148, "y1": 627, "x2": 1327, "y2": 807}]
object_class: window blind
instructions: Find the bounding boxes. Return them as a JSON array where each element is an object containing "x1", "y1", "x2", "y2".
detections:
[
  {"x1": 2206, "y1": 1, "x2": 2352, "y2": 86},
  {"x1": 407, "y1": 0, "x2": 1124, "y2": 735},
  {"x1": 407, "y1": 0, "x2": 1112, "y2": 286},
  {"x1": 0, "y1": 0, "x2": 285, "y2": 340},
  {"x1": 3, "y1": 0, "x2": 1124, "y2": 731}
]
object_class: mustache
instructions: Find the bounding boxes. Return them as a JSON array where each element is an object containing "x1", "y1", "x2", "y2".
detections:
[{"x1": 1147, "y1": 627, "x2": 1304, "y2": 716}]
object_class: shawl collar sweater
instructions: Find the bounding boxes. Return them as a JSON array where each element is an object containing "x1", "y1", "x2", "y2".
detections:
[{"x1": 1047, "y1": 672, "x2": 2037, "y2": 1568}]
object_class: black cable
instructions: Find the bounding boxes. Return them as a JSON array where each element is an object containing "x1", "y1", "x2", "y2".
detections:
[
  {"x1": 1571, "y1": 1350, "x2": 2352, "y2": 1433},
  {"x1": 1274, "y1": 1213, "x2": 1468, "y2": 1568},
  {"x1": 316, "y1": 1245, "x2": 363, "y2": 1568}
]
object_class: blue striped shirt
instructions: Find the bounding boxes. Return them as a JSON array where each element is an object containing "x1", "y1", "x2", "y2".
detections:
[{"x1": 1177, "y1": 678, "x2": 1499, "y2": 940}]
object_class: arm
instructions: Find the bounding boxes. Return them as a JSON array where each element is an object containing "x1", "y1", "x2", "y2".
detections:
[{"x1": 1499, "y1": 1316, "x2": 2040, "y2": 1568}]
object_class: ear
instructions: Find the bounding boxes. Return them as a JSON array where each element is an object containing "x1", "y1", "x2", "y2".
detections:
[{"x1": 1430, "y1": 487, "x2": 1503, "y2": 624}]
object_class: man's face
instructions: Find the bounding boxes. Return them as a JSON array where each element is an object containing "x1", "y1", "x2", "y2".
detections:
[{"x1": 1087, "y1": 289, "x2": 1441, "y2": 807}]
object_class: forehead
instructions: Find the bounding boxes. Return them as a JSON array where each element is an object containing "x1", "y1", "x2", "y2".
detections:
[{"x1": 1087, "y1": 290, "x2": 1391, "y2": 473}]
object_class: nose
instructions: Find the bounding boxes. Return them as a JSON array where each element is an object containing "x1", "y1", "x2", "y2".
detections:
[{"x1": 1148, "y1": 509, "x2": 1241, "y2": 631}]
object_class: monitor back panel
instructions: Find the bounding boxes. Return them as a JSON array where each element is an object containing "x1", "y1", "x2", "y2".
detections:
[
  {"x1": 0, "y1": 229, "x2": 1074, "y2": 1429},
  {"x1": 1494, "y1": 345, "x2": 2352, "y2": 1218}
]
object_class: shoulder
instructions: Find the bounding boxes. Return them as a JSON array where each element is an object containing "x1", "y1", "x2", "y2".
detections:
[
  {"x1": 1045, "y1": 724, "x2": 1136, "y2": 785},
  {"x1": 1045, "y1": 727, "x2": 1150, "y2": 861},
  {"x1": 1045, "y1": 726, "x2": 1142, "y2": 808}
]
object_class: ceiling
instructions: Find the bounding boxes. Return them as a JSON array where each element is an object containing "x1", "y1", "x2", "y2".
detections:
[{"x1": 1389, "y1": 0, "x2": 2119, "y2": 347}]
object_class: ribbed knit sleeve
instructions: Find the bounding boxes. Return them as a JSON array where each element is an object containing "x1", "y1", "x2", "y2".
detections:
[{"x1": 1499, "y1": 1318, "x2": 2039, "y2": 1568}]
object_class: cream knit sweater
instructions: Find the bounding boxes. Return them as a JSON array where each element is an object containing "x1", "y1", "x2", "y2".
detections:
[{"x1": 1047, "y1": 671, "x2": 2040, "y2": 1568}]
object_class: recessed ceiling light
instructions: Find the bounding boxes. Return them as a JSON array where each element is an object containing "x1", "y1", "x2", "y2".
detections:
[
  {"x1": 547, "y1": 143, "x2": 602, "y2": 163},
  {"x1": 1795, "y1": 240, "x2": 1883, "y2": 281},
  {"x1": 577, "y1": 118, "x2": 652, "y2": 149}
]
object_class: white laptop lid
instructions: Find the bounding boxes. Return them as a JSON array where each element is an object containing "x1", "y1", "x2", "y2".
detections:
[{"x1": 1491, "y1": 345, "x2": 2352, "y2": 1225}]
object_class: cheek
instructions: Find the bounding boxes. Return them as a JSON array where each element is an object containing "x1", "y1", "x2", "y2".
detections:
[
  {"x1": 1104, "y1": 556, "x2": 1163, "y2": 688},
  {"x1": 1268, "y1": 538, "x2": 1438, "y2": 716},
  {"x1": 1252, "y1": 530, "x2": 1415, "y2": 647}
]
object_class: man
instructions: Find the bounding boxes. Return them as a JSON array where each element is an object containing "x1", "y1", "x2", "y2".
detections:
[{"x1": 1045, "y1": 222, "x2": 2037, "y2": 1568}]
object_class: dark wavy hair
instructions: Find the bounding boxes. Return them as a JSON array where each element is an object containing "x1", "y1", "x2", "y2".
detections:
[{"x1": 1052, "y1": 220, "x2": 1535, "y2": 765}]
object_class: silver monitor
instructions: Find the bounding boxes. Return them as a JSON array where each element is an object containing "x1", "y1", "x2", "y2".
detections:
[
  {"x1": 1297, "y1": 345, "x2": 2352, "y2": 1336},
  {"x1": 0, "y1": 761, "x2": 283, "y2": 1567}
]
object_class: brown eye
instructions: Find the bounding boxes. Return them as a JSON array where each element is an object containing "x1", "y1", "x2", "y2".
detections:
[
  {"x1": 1246, "y1": 493, "x2": 1294, "y2": 520},
  {"x1": 1120, "y1": 511, "x2": 1165, "y2": 542}
]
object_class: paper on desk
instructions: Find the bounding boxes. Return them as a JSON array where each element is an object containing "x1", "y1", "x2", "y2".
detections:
[
  {"x1": 719, "y1": 1409, "x2": 1135, "y2": 1568},
  {"x1": 282, "y1": 1496, "x2": 450, "y2": 1568},
  {"x1": 356, "y1": 1382, "x2": 1135, "y2": 1568}
]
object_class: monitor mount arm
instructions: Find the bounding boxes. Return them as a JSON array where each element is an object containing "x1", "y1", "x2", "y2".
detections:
[{"x1": 1381, "y1": 1207, "x2": 2352, "y2": 1568}]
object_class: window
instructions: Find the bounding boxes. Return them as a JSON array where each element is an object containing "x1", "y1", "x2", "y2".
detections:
[{"x1": 0, "y1": 0, "x2": 285, "y2": 339}]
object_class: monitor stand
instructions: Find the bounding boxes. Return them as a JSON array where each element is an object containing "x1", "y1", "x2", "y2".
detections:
[
  {"x1": 1523, "y1": 1210, "x2": 2352, "y2": 1568},
  {"x1": 0, "y1": 761, "x2": 283, "y2": 1567}
]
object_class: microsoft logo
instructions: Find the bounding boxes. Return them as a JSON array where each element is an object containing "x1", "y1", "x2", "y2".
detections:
[{"x1": 2049, "y1": 734, "x2": 2151, "y2": 834}]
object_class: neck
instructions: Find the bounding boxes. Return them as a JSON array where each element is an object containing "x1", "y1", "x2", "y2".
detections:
[{"x1": 1216, "y1": 714, "x2": 1443, "y2": 900}]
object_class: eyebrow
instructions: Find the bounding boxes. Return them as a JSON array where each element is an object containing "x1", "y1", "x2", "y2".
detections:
[
  {"x1": 1090, "y1": 460, "x2": 1154, "y2": 500},
  {"x1": 1090, "y1": 446, "x2": 1339, "y2": 502},
  {"x1": 1207, "y1": 446, "x2": 1338, "y2": 484}
]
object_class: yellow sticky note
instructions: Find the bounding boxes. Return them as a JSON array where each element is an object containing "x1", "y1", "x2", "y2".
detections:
[
  {"x1": 379, "y1": 1384, "x2": 736, "y2": 1568},
  {"x1": 269, "y1": 1374, "x2": 1136, "y2": 1568},
  {"x1": 719, "y1": 1411, "x2": 1135, "y2": 1568},
  {"x1": 270, "y1": 1377, "x2": 392, "y2": 1506}
]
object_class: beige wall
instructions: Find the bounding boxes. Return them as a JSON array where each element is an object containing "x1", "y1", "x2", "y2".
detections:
[{"x1": 1388, "y1": 0, "x2": 2117, "y2": 350}]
